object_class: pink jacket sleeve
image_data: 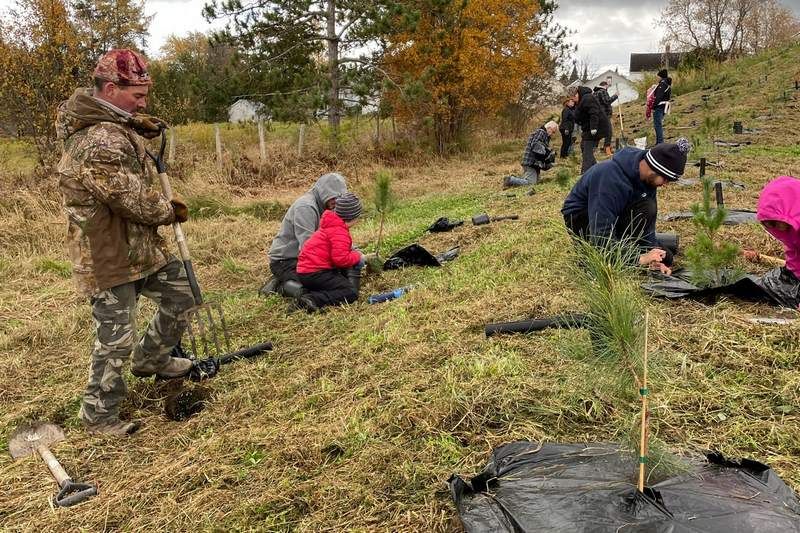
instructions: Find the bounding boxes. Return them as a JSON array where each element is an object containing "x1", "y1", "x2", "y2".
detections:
[{"x1": 328, "y1": 224, "x2": 361, "y2": 268}]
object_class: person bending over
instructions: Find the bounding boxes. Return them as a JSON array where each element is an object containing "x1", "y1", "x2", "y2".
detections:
[{"x1": 561, "y1": 139, "x2": 691, "y2": 274}]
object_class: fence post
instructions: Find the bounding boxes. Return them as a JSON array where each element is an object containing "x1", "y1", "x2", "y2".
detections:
[
  {"x1": 298, "y1": 124, "x2": 306, "y2": 158},
  {"x1": 214, "y1": 124, "x2": 223, "y2": 171},
  {"x1": 258, "y1": 120, "x2": 266, "y2": 164},
  {"x1": 699, "y1": 157, "x2": 706, "y2": 177},
  {"x1": 168, "y1": 129, "x2": 176, "y2": 165}
]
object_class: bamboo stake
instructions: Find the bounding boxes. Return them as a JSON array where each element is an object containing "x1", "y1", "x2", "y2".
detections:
[{"x1": 638, "y1": 311, "x2": 650, "y2": 493}]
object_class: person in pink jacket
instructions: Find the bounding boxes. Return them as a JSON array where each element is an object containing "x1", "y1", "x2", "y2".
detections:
[
  {"x1": 295, "y1": 192, "x2": 365, "y2": 311},
  {"x1": 749, "y1": 176, "x2": 800, "y2": 308}
]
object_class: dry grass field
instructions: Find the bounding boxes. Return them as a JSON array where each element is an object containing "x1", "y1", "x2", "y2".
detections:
[{"x1": 1, "y1": 44, "x2": 800, "y2": 531}]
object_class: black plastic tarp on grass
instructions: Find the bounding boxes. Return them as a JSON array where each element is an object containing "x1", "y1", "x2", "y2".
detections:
[
  {"x1": 641, "y1": 267, "x2": 799, "y2": 308},
  {"x1": 383, "y1": 243, "x2": 460, "y2": 270},
  {"x1": 449, "y1": 441, "x2": 800, "y2": 533}
]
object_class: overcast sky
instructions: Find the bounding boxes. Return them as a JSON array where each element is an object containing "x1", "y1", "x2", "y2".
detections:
[{"x1": 1, "y1": 0, "x2": 799, "y2": 77}]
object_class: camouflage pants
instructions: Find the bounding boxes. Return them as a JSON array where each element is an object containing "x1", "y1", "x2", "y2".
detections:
[{"x1": 80, "y1": 259, "x2": 195, "y2": 425}]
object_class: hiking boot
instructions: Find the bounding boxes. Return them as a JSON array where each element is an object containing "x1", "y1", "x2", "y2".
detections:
[
  {"x1": 296, "y1": 294, "x2": 319, "y2": 313},
  {"x1": 259, "y1": 276, "x2": 280, "y2": 296},
  {"x1": 502, "y1": 176, "x2": 513, "y2": 189},
  {"x1": 85, "y1": 418, "x2": 140, "y2": 436},
  {"x1": 132, "y1": 356, "x2": 193, "y2": 379}
]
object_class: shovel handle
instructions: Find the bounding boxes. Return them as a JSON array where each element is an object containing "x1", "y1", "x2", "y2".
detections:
[
  {"x1": 36, "y1": 443, "x2": 71, "y2": 487},
  {"x1": 147, "y1": 131, "x2": 204, "y2": 305}
]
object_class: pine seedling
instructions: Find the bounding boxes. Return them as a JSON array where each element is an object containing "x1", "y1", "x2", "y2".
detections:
[
  {"x1": 555, "y1": 168, "x2": 572, "y2": 190},
  {"x1": 373, "y1": 170, "x2": 395, "y2": 258},
  {"x1": 685, "y1": 176, "x2": 741, "y2": 287}
]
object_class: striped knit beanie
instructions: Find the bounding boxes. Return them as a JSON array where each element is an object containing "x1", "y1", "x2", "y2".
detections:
[
  {"x1": 645, "y1": 138, "x2": 691, "y2": 181},
  {"x1": 334, "y1": 192, "x2": 363, "y2": 221}
]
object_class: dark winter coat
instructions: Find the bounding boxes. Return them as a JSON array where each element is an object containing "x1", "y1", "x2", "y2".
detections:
[
  {"x1": 573, "y1": 86, "x2": 610, "y2": 142},
  {"x1": 593, "y1": 86, "x2": 618, "y2": 116},
  {"x1": 296, "y1": 210, "x2": 361, "y2": 274},
  {"x1": 561, "y1": 147, "x2": 657, "y2": 247},
  {"x1": 653, "y1": 77, "x2": 672, "y2": 108},
  {"x1": 560, "y1": 105, "x2": 575, "y2": 135}
]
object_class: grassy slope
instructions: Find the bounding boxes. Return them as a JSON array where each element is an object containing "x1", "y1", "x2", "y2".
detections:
[{"x1": 1, "y1": 45, "x2": 800, "y2": 530}]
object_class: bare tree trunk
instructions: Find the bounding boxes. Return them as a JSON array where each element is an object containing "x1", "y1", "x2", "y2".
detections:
[{"x1": 327, "y1": 0, "x2": 340, "y2": 148}]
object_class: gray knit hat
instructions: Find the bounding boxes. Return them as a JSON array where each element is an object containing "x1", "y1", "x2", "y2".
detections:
[{"x1": 334, "y1": 192, "x2": 363, "y2": 221}]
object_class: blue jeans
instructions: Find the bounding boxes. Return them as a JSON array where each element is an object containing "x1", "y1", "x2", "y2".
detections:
[{"x1": 653, "y1": 107, "x2": 665, "y2": 145}]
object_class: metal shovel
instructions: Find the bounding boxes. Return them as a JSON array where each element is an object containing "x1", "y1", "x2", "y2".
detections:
[{"x1": 9, "y1": 422, "x2": 97, "y2": 507}]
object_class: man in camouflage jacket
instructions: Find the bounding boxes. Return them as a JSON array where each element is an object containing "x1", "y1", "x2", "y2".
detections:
[{"x1": 56, "y1": 49, "x2": 194, "y2": 436}]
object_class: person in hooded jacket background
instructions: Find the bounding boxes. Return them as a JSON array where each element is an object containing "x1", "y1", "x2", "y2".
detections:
[
  {"x1": 568, "y1": 85, "x2": 611, "y2": 174},
  {"x1": 746, "y1": 176, "x2": 800, "y2": 308},
  {"x1": 593, "y1": 80, "x2": 618, "y2": 156},
  {"x1": 651, "y1": 69, "x2": 672, "y2": 144},
  {"x1": 262, "y1": 173, "x2": 348, "y2": 296},
  {"x1": 562, "y1": 138, "x2": 691, "y2": 274},
  {"x1": 559, "y1": 98, "x2": 576, "y2": 158}
]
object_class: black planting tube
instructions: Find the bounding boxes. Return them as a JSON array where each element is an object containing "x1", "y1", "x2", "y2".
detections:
[
  {"x1": 699, "y1": 157, "x2": 706, "y2": 177},
  {"x1": 714, "y1": 181, "x2": 724, "y2": 208},
  {"x1": 733, "y1": 121, "x2": 743, "y2": 134},
  {"x1": 485, "y1": 313, "x2": 588, "y2": 337}
]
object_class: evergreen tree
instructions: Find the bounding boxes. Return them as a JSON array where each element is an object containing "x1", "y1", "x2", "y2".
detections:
[{"x1": 203, "y1": 0, "x2": 410, "y2": 146}]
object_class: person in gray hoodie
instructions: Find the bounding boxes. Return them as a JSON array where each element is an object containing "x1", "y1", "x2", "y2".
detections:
[{"x1": 261, "y1": 173, "x2": 348, "y2": 295}]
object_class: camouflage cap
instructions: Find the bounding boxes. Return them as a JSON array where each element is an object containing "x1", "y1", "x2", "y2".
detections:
[{"x1": 93, "y1": 49, "x2": 152, "y2": 86}]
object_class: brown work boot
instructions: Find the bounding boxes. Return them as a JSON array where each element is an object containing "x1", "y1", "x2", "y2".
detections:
[
  {"x1": 132, "y1": 356, "x2": 193, "y2": 379},
  {"x1": 605, "y1": 145, "x2": 613, "y2": 156},
  {"x1": 85, "y1": 418, "x2": 140, "y2": 436}
]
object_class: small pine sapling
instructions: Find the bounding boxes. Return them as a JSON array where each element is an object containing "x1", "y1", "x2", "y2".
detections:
[
  {"x1": 373, "y1": 170, "x2": 395, "y2": 259},
  {"x1": 555, "y1": 168, "x2": 572, "y2": 190},
  {"x1": 685, "y1": 176, "x2": 741, "y2": 287}
]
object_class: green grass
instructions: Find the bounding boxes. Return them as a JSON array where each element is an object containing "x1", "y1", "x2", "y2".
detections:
[{"x1": 34, "y1": 258, "x2": 72, "y2": 277}]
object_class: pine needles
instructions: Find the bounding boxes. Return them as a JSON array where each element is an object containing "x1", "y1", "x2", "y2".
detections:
[{"x1": 685, "y1": 177, "x2": 741, "y2": 287}]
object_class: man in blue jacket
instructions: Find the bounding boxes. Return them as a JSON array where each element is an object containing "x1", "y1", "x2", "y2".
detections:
[{"x1": 561, "y1": 139, "x2": 691, "y2": 274}]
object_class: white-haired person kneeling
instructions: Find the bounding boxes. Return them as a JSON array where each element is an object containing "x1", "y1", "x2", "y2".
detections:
[{"x1": 505, "y1": 121, "x2": 559, "y2": 188}]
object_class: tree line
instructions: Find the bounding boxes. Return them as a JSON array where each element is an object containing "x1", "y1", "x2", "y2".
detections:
[{"x1": 1, "y1": 0, "x2": 799, "y2": 165}]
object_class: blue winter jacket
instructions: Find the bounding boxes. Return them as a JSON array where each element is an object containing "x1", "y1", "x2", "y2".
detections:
[{"x1": 561, "y1": 147, "x2": 657, "y2": 247}]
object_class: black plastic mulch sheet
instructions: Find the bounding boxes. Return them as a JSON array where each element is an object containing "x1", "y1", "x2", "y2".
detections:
[
  {"x1": 382, "y1": 243, "x2": 460, "y2": 270},
  {"x1": 449, "y1": 441, "x2": 800, "y2": 533},
  {"x1": 641, "y1": 267, "x2": 800, "y2": 309},
  {"x1": 660, "y1": 209, "x2": 757, "y2": 225}
]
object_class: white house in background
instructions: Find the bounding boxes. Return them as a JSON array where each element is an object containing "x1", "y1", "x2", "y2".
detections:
[
  {"x1": 568, "y1": 70, "x2": 638, "y2": 105},
  {"x1": 228, "y1": 99, "x2": 268, "y2": 123}
]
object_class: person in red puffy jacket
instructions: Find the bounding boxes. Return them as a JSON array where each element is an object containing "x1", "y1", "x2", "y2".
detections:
[{"x1": 295, "y1": 192, "x2": 366, "y2": 311}]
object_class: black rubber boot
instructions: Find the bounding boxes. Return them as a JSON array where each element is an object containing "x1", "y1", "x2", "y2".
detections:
[{"x1": 346, "y1": 268, "x2": 362, "y2": 295}]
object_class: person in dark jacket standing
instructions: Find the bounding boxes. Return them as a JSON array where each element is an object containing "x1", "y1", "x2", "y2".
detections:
[
  {"x1": 593, "y1": 81, "x2": 618, "y2": 156},
  {"x1": 652, "y1": 69, "x2": 672, "y2": 144},
  {"x1": 559, "y1": 98, "x2": 576, "y2": 158},
  {"x1": 569, "y1": 85, "x2": 611, "y2": 174},
  {"x1": 561, "y1": 138, "x2": 691, "y2": 274}
]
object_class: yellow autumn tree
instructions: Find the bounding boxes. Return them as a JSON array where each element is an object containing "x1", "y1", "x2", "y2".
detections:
[
  {"x1": 383, "y1": 0, "x2": 548, "y2": 153},
  {"x1": 0, "y1": 0, "x2": 84, "y2": 164},
  {"x1": 0, "y1": 0, "x2": 150, "y2": 167}
]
